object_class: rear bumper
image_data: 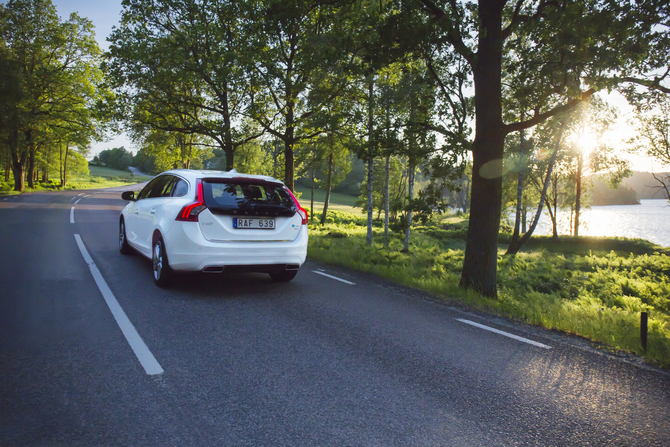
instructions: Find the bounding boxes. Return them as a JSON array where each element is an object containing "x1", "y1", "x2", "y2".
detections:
[{"x1": 164, "y1": 221, "x2": 308, "y2": 272}]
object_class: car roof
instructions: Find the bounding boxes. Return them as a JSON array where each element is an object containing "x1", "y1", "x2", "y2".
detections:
[{"x1": 163, "y1": 169, "x2": 284, "y2": 185}]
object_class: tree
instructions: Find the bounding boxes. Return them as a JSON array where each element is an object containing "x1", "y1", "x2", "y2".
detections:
[
  {"x1": 392, "y1": 0, "x2": 668, "y2": 296},
  {"x1": 245, "y1": 0, "x2": 349, "y2": 192},
  {"x1": 630, "y1": 93, "x2": 670, "y2": 199},
  {"x1": 0, "y1": 0, "x2": 103, "y2": 191},
  {"x1": 107, "y1": 0, "x2": 261, "y2": 171},
  {"x1": 563, "y1": 97, "x2": 631, "y2": 236}
]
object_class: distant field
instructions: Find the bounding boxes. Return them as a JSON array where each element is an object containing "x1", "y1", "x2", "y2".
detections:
[
  {"x1": 88, "y1": 165, "x2": 151, "y2": 179},
  {"x1": 294, "y1": 186, "x2": 362, "y2": 214}
]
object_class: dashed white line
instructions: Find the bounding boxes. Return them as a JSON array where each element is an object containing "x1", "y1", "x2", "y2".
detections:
[
  {"x1": 74, "y1": 234, "x2": 164, "y2": 375},
  {"x1": 74, "y1": 198, "x2": 81, "y2": 205},
  {"x1": 312, "y1": 270, "x2": 355, "y2": 285},
  {"x1": 456, "y1": 319, "x2": 551, "y2": 349},
  {"x1": 70, "y1": 207, "x2": 75, "y2": 224}
]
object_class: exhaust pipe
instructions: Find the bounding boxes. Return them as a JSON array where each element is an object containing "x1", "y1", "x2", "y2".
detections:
[
  {"x1": 286, "y1": 264, "x2": 300, "y2": 271},
  {"x1": 202, "y1": 266, "x2": 225, "y2": 273}
]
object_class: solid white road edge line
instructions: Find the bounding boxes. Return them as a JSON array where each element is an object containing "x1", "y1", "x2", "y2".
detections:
[
  {"x1": 455, "y1": 318, "x2": 552, "y2": 349},
  {"x1": 312, "y1": 270, "x2": 355, "y2": 285},
  {"x1": 74, "y1": 234, "x2": 164, "y2": 375},
  {"x1": 70, "y1": 207, "x2": 75, "y2": 224}
]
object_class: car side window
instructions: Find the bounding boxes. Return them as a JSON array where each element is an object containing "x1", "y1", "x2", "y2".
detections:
[
  {"x1": 159, "y1": 176, "x2": 177, "y2": 197},
  {"x1": 172, "y1": 179, "x2": 189, "y2": 197},
  {"x1": 137, "y1": 177, "x2": 162, "y2": 200},
  {"x1": 147, "y1": 176, "x2": 173, "y2": 199}
]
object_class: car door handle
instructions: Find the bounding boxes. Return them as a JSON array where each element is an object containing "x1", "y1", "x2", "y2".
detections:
[
  {"x1": 150, "y1": 209, "x2": 156, "y2": 214},
  {"x1": 133, "y1": 209, "x2": 139, "y2": 214}
]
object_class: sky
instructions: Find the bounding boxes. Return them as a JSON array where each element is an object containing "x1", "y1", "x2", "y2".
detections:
[{"x1": 49, "y1": 1, "x2": 666, "y2": 172}]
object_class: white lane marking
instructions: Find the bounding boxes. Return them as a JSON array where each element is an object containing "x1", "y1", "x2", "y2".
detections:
[
  {"x1": 3, "y1": 198, "x2": 8, "y2": 201},
  {"x1": 455, "y1": 319, "x2": 552, "y2": 349},
  {"x1": 70, "y1": 207, "x2": 75, "y2": 224},
  {"x1": 74, "y1": 198, "x2": 81, "y2": 205},
  {"x1": 74, "y1": 234, "x2": 164, "y2": 375},
  {"x1": 312, "y1": 270, "x2": 355, "y2": 285},
  {"x1": 77, "y1": 193, "x2": 83, "y2": 196}
]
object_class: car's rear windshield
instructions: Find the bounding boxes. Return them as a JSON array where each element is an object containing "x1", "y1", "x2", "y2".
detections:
[{"x1": 201, "y1": 179, "x2": 297, "y2": 217}]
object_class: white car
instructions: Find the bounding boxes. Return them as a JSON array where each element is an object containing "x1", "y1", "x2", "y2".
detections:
[{"x1": 119, "y1": 169, "x2": 308, "y2": 286}]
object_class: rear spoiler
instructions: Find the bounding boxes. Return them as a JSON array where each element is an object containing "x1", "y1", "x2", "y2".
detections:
[{"x1": 202, "y1": 177, "x2": 284, "y2": 188}]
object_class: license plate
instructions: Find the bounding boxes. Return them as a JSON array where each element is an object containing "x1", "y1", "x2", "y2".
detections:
[{"x1": 233, "y1": 218, "x2": 275, "y2": 229}]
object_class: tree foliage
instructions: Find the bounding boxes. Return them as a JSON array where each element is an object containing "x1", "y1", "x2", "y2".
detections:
[{"x1": 0, "y1": 0, "x2": 106, "y2": 190}]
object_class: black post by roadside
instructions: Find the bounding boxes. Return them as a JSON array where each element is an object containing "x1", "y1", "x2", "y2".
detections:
[{"x1": 641, "y1": 311, "x2": 648, "y2": 354}]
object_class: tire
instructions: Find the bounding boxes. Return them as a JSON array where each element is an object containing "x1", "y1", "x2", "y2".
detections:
[
  {"x1": 269, "y1": 269, "x2": 298, "y2": 282},
  {"x1": 119, "y1": 218, "x2": 133, "y2": 255},
  {"x1": 152, "y1": 235, "x2": 172, "y2": 287}
]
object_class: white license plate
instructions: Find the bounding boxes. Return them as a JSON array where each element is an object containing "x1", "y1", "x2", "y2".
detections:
[{"x1": 233, "y1": 218, "x2": 275, "y2": 229}]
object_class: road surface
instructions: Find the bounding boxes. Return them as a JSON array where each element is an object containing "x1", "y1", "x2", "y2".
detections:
[{"x1": 1, "y1": 188, "x2": 669, "y2": 446}]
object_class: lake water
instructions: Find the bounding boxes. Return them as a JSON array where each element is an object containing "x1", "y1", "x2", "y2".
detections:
[{"x1": 531, "y1": 199, "x2": 670, "y2": 247}]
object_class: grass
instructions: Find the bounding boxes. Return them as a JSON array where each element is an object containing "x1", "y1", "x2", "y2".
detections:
[
  {"x1": 88, "y1": 165, "x2": 151, "y2": 180},
  {"x1": 307, "y1": 210, "x2": 670, "y2": 368},
  {"x1": 295, "y1": 185, "x2": 363, "y2": 215}
]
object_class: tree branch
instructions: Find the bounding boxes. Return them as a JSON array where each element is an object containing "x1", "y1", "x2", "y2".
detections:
[
  {"x1": 621, "y1": 76, "x2": 670, "y2": 94},
  {"x1": 502, "y1": 1, "x2": 560, "y2": 40},
  {"x1": 417, "y1": 0, "x2": 475, "y2": 65},
  {"x1": 504, "y1": 89, "x2": 596, "y2": 134}
]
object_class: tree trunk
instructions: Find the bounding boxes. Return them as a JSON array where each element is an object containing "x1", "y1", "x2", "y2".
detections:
[
  {"x1": 549, "y1": 172, "x2": 560, "y2": 241},
  {"x1": 366, "y1": 75, "x2": 375, "y2": 246},
  {"x1": 283, "y1": 96, "x2": 296, "y2": 191},
  {"x1": 221, "y1": 82, "x2": 235, "y2": 172},
  {"x1": 509, "y1": 114, "x2": 526, "y2": 250},
  {"x1": 574, "y1": 151, "x2": 583, "y2": 237},
  {"x1": 10, "y1": 126, "x2": 26, "y2": 191},
  {"x1": 11, "y1": 155, "x2": 26, "y2": 192},
  {"x1": 320, "y1": 153, "x2": 333, "y2": 225},
  {"x1": 223, "y1": 146, "x2": 235, "y2": 171},
  {"x1": 310, "y1": 167, "x2": 315, "y2": 223},
  {"x1": 384, "y1": 154, "x2": 390, "y2": 248},
  {"x1": 26, "y1": 131, "x2": 35, "y2": 189},
  {"x1": 547, "y1": 204, "x2": 558, "y2": 239},
  {"x1": 403, "y1": 160, "x2": 415, "y2": 252},
  {"x1": 506, "y1": 121, "x2": 566, "y2": 255},
  {"x1": 459, "y1": 0, "x2": 505, "y2": 297},
  {"x1": 4, "y1": 158, "x2": 10, "y2": 182},
  {"x1": 61, "y1": 144, "x2": 70, "y2": 187}
]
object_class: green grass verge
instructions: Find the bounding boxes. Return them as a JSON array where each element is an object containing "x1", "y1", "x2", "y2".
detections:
[
  {"x1": 88, "y1": 165, "x2": 152, "y2": 180},
  {"x1": 308, "y1": 210, "x2": 670, "y2": 368},
  {"x1": 295, "y1": 186, "x2": 361, "y2": 215}
]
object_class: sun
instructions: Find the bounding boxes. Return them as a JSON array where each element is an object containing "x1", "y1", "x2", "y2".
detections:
[{"x1": 575, "y1": 132, "x2": 599, "y2": 155}]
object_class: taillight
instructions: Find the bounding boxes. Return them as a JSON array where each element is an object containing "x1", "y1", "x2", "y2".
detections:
[
  {"x1": 176, "y1": 179, "x2": 206, "y2": 222},
  {"x1": 285, "y1": 187, "x2": 308, "y2": 225},
  {"x1": 297, "y1": 207, "x2": 308, "y2": 225}
]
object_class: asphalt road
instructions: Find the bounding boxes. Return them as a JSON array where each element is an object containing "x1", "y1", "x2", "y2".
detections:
[{"x1": 1, "y1": 188, "x2": 669, "y2": 446}]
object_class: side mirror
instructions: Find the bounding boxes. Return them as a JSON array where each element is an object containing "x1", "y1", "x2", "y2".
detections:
[{"x1": 121, "y1": 191, "x2": 136, "y2": 201}]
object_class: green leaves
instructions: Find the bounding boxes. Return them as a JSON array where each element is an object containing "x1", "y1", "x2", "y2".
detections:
[{"x1": 0, "y1": 0, "x2": 106, "y2": 190}]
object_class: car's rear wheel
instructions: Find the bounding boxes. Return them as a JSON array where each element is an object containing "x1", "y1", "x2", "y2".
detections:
[
  {"x1": 152, "y1": 236, "x2": 172, "y2": 287},
  {"x1": 269, "y1": 270, "x2": 298, "y2": 282},
  {"x1": 119, "y1": 218, "x2": 133, "y2": 255}
]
